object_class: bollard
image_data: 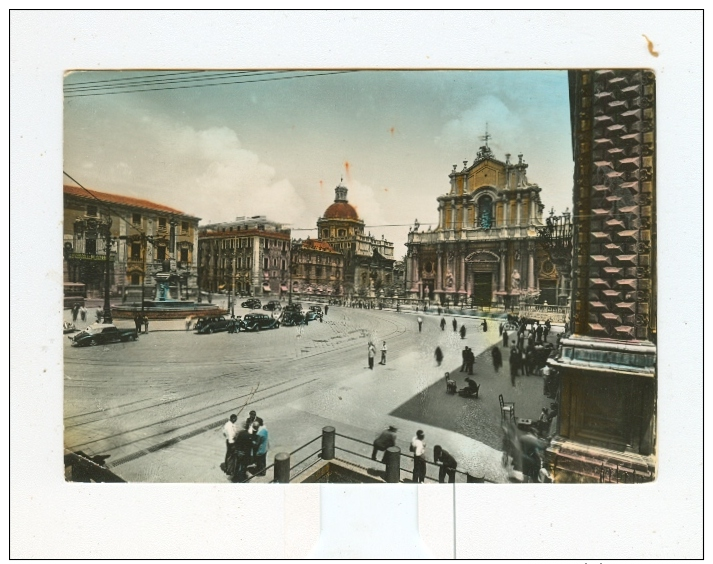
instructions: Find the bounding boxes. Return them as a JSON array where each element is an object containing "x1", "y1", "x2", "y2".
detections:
[
  {"x1": 384, "y1": 446, "x2": 401, "y2": 483},
  {"x1": 321, "y1": 426, "x2": 336, "y2": 460},
  {"x1": 274, "y1": 452, "x2": 291, "y2": 483},
  {"x1": 466, "y1": 473, "x2": 485, "y2": 483}
]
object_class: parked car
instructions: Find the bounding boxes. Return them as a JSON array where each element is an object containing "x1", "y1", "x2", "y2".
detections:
[
  {"x1": 239, "y1": 313, "x2": 280, "y2": 331},
  {"x1": 280, "y1": 310, "x2": 306, "y2": 327},
  {"x1": 263, "y1": 300, "x2": 282, "y2": 311},
  {"x1": 69, "y1": 323, "x2": 138, "y2": 347},
  {"x1": 283, "y1": 302, "x2": 303, "y2": 312},
  {"x1": 194, "y1": 315, "x2": 236, "y2": 334},
  {"x1": 241, "y1": 298, "x2": 262, "y2": 309},
  {"x1": 305, "y1": 307, "x2": 323, "y2": 322}
]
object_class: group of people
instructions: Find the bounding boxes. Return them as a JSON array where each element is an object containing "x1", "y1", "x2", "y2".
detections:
[
  {"x1": 371, "y1": 426, "x2": 459, "y2": 483},
  {"x1": 367, "y1": 340, "x2": 388, "y2": 369},
  {"x1": 70, "y1": 303, "x2": 88, "y2": 324},
  {"x1": 221, "y1": 410, "x2": 270, "y2": 483},
  {"x1": 460, "y1": 346, "x2": 475, "y2": 375},
  {"x1": 133, "y1": 314, "x2": 150, "y2": 334},
  {"x1": 501, "y1": 417, "x2": 552, "y2": 483}
]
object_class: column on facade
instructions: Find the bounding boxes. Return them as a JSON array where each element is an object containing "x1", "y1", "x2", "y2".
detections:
[
  {"x1": 528, "y1": 247, "x2": 535, "y2": 289},
  {"x1": 516, "y1": 196, "x2": 522, "y2": 226},
  {"x1": 451, "y1": 201, "x2": 457, "y2": 230},
  {"x1": 410, "y1": 252, "x2": 419, "y2": 293},
  {"x1": 436, "y1": 250, "x2": 443, "y2": 292},
  {"x1": 499, "y1": 248, "x2": 507, "y2": 292},
  {"x1": 459, "y1": 251, "x2": 466, "y2": 293},
  {"x1": 501, "y1": 196, "x2": 508, "y2": 227}
]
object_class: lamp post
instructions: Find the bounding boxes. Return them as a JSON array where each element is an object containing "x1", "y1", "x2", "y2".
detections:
[
  {"x1": 97, "y1": 215, "x2": 114, "y2": 324},
  {"x1": 536, "y1": 208, "x2": 574, "y2": 308}
]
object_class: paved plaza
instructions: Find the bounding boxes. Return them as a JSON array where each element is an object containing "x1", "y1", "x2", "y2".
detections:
[{"x1": 64, "y1": 301, "x2": 559, "y2": 483}]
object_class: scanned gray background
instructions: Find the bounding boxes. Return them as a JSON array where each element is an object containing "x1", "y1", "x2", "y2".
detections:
[{"x1": 11, "y1": 10, "x2": 702, "y2": 558}]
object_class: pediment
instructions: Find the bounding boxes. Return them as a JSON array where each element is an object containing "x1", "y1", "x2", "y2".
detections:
[
  {"x1": 465, "y1": 250, "x2": 500, "y2": 263},
  {"x1": 467, "y1": 159, "x2": 506, "y2": 191}
]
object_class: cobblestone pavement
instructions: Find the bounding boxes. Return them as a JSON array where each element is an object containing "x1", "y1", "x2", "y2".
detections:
[{"x1": 64, "y1": 302, "x2": 560, "y2": 483}]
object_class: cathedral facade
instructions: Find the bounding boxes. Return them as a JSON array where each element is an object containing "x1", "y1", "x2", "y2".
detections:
[{"x1": 406, "y1": 144, "x2": 559, "y2": 307}]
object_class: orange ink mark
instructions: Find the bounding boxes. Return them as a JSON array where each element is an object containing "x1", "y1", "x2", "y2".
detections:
[
  {"x1": 389, "y1": 127, "x2": 395, "y2": 136},
  {"x1": 642, "y1": 34, "x2": 659, "y2": 57}
]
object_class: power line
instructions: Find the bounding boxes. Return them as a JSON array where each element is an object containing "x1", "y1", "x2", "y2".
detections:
[
  {"x1": 64, "y1": 70, "x2": 356, "y2": 98},
  {"x1": 63, "y1": 171, "x2": 149, "y2": 239},
  {"x1": 64, "y1": 70, "x2": 282, "y2": 92}
]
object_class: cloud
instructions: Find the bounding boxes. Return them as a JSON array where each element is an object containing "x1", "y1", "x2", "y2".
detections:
[{"x1": 435, "y1": 95, "x2": 523, "y2": 157}]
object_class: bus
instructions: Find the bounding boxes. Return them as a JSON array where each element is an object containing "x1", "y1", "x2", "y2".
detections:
[{"x1": 64, "y1": 282, "x2": 86, "y2": 309}]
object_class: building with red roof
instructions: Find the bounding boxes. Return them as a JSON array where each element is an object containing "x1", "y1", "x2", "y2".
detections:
[{"x1": 63, "y1": 184, "x2": 200, "y2": 302}]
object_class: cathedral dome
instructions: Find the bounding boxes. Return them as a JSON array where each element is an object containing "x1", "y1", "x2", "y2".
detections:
[
  {"x1": 323, "y1": 181, "x2": 359, "y2": 220},
  {"x1": 324, "y1": 201, "x2": 359, "y2": 220}
]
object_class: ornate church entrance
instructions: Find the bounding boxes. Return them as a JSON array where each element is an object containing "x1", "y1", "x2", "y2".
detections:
[{"x1": 471, "y1": 272, "x2": 492, "y2": 306}]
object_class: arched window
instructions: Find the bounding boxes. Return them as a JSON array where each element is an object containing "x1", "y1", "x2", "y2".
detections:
[
  {"x1": 322, "y1": 229, "x2": 329, "y2": 238},
  {"x1": 478, "y1": 195, "x2": 493, "y2": 229}
]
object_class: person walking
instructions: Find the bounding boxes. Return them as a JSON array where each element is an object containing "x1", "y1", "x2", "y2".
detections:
[
  {"x1": 491, "y1": 346, "x2": 503, "y2": 373},
  {"x1": 222, "y1": 414, "x2": 239, "y2": 476},
  {"x1": 185, "y1": 315, "x2": 192, "y2": 331},
  {"x1": 460, "y1": 347, "x2": 467, "y2": 372},
  {"x1": 371, "y1": 425, "x2": 397, "y2": 461},
  {"x1": 452, "y1": 318, "x2": 458, "y2": 332},
  {"x1": 440, "y1": 317, "x2": 446, "y2": 331},
  {"x1": 509, "y1": 346, "x2": 520, "y2": 387},
  {"x1": 502, "y1": 330, "x2": 509, "y2": 348},
  {"x1": 410, "y1": 430, "x2": 427, "y2": 483},
  {"x1": 379, "y1": 341, "x2": 388, "y2": 365},
  {"x1": 536, "y1": 324, "x2": 544, "y2": 344},
  {"x1": 481, "y1": 319, "x2": 488, "y2": 332},
  {"x1": 252, "y1": 418, "x2": 269, "y2": 476},
  {"x1": 324, "y1": 305, "x2": 329, "y2": 316},
  {"x1": 134, "y1": 314, "x2": 142, "y2": 334},
  {"x1": 460, "y1": 324, "x2": 466, "y2": 339},
  {"x1": 435, "y1": 346, "x2": 444, "y2": 366},
  {"x1": 433, "y1": 445, "x2": 458, "y2": 483},
  {"x1": 417, "y1": 316, "x2": 423, "y2": 332},
  {"x1": 466, "y1": 347, "x2": 475, "y2": 375},
  {"x1": 143, "y1": 315, "x2": 149, "y2": 334},
  {"x1": 71, "y1": 304, "x2": 79, "y2": 323},
  {"x1": 80, "y1": 305, "x2": 87, "y2": 322},
  {"x1": 367, "y1": 341, "x2": 376, "y2": 370}
]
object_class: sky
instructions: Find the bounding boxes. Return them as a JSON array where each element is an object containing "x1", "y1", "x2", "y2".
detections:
[{"x1": 64, "y1": 70, "x2": 574, "y2": 256}]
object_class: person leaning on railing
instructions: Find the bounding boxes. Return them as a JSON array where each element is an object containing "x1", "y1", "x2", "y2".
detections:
[{"x1": 433, "y1": 445, "x2": 457, "y2": 483}]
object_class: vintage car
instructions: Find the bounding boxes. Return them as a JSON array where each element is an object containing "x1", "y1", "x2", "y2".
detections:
[
  {"x1": 280, "y1": 310, "x2": 306, "y2": 327},
  {"x1": 194, "y1": 315, "x2": 237, "y2": 334},
  {"x1": 262, "y1": 300, "x2": 282, "y2": 311},
  {"x1": 239, "y1": 313, "x2": 280, "y2": 332},
  {"x1": 305, "y1": 306, "x2": 323, "y2": 322},
  {"x1": 69, "y1": 323, "x2": 138, "y2": 347},
  {"x1": 241, "y1": 298, "x2": 262, "y2": 309}
]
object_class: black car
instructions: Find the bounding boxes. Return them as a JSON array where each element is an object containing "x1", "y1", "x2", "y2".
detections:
[
  {"x1": 241, "y1": 298, "x2": 262, "y2": 309},
  {"x1": 194, "y1": 315, "x2": 236, "y2": 334},
  {"x1": 280, "y1": 310, "x2": 306, "y2": 327},
  {"x1": 263, "y1": 300, "x2": 282, "y2": 311},
  {"x1": 283, "y1": 302, "x2": 302, "y2": 313},
  {"x1": 70, "y1": 323, "x2": 138, "y2": 346},
  {"x1": 239, "y1": 313, "x2": 280, "y2": 331}
]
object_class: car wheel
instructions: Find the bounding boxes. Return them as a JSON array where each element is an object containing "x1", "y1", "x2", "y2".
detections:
[
  {"x1": 131, "y1": 335, "x2": 137, "y2": 341},
  {"x1": 256, "y1": 325, "x2": 261, "y2": 332},
  {"x1": 207, "y1": 327, "x2": 213, "y2": 334},
  {"x1": 89, "y1": 339, "x2": 98, "y2": 346}
]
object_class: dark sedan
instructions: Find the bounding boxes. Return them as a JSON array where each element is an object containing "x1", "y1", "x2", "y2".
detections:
[
  {"x1": 263, "y1": 300, "x2": 282, "y2": 311},
  {"x1": 241, "y1": 298, "x2": 262, "y2": 309},
  {"x1": 305, "y1": 308, "x2": 323, "y2": 322},
  {"x1": 280, "y1": 310, "x2": 306, "y2": 327},
  {"x1": 239, "y1": 313, "x2": 280, "y2": 331},
  {"x1": 194, "y1": 315, "x2": 236, "y2": 334}
]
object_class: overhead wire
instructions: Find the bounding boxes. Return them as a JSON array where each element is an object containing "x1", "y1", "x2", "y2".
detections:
[
  {"x1": 63, "y1": 70, "x2": 283, "y2": 92},
  {"x1": 64, "y1": 70, "x2": 356, "y2": 98}
]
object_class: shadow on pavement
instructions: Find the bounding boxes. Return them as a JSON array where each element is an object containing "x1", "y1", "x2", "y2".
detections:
[{"x1": 389, "y1": 343, "x2": 551, "y2": 451}]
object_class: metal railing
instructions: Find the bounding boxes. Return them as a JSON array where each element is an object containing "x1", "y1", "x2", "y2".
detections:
[{"x1": 235, "y1": 427, "x2": 496, "y2": 484}]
